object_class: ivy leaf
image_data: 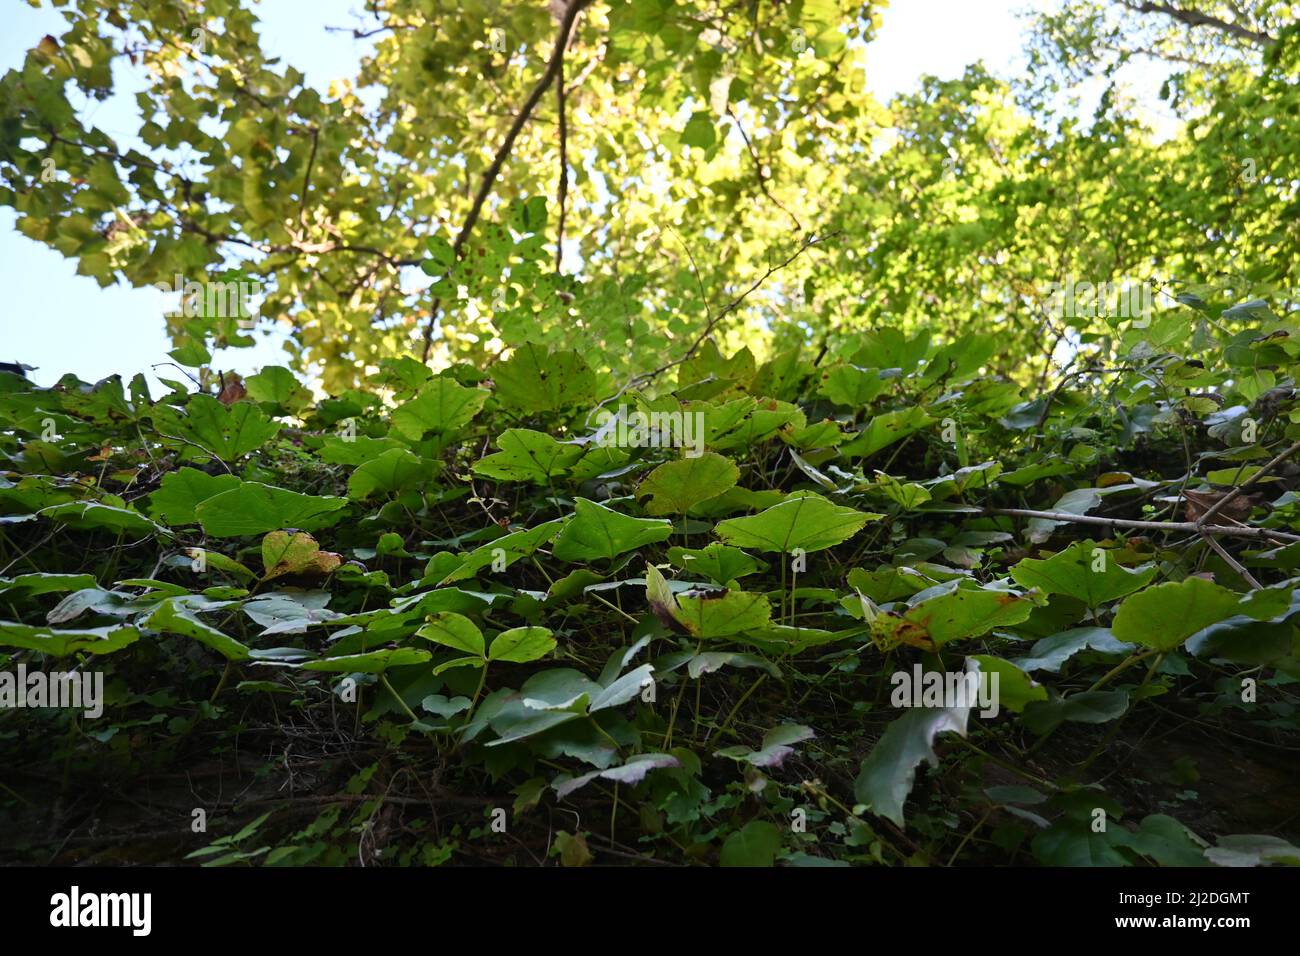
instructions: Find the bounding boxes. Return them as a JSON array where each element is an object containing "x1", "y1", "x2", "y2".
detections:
[
  {"x1": 681, "y1": 112, "x2": 717, "y2": 150},
  {"x1": 488, "y1": 626, "x2": 556, "y2": 663},
  {"x1": 346, "y1": 448, "x2": 439, "y2": 500},
  {"x1": 714, "y1": 492, "x2": 879, "y2": 553},
  {"x1": 645, "y1": 566, "x2": 773, "y2": 638},
  {"x1": 389, "y1": 377, "x2": 488, "y2": 440},
  {"x1": 434, "y1": 520, "x2": 567, "y2": 585},
  {"x1": 840, "y1": 407, "x2": 934, "y2": 459},
  {"x1": 1010, "y1": 541, "x2": 1157, "y2": 606},
  {"x1": 872, "y1": 583, "x2": 1038, "y2": 649},
  {"x1": 716, "y1": 723, "x2": 815, "y2": 768},
  {"x1": 0, "y1": 573, "x2": 99, "y2": 599},
  {"x1": 492, "y1": 344, "x2": 597, "y2": 413},
  {"x1": 300, "y1": 648, "x2": 433, "y2": 673},
  {"x1": 818, "y1": 363, "x2": 885, "y2": 407},
  {"x1": 553, "y1": 752, "x2": 680, "y2": 799},
  {"x1": 147, "y1": 467, "x2": 241, "y2": 525},
  {"x1": 0, "y1": 621, "x2": 140, "y2": 657},
  {"x1": 1011, "y1": 627, "x2": 1135, "y2": 673},
  {"x1": 1021, "y1": 690, "x2": 1130, "y2": 735},
  {"x1": 854, "y1": 674, "x2": 976, "y2": 826},
  {"x1": 153, "y1": 394, "x2": 280, "y2": 463},
  {"x1": 552, "y1": 498, "x2": 672, "y2": 562},
  {"x1": 146, "y1": 599, "x2": 250, "y2": 661},
  {"x1": 472, "y1": 429, "x2": 586, "y2": 485},
  {"x1": 967, "y1": 655, "x2": 1048, "y2": 712},
  {"x1": 417, "y1": 612, "x2": 486, "y2": 657},
  {"x1": 720, "y1": 820, "x2": 782, "y2": 867},
  {"x1": 1111, "y1": 577, "x2": 1242, "y2": 651},
  {"x1": 40, "y1": 501, "x2": 166, "y2": 538},
  {"x1": 667, "y1": 542, "x2": 765, "y2": 583},
  {"x1": 195, "y1": 483, "x2": 348, "y2": 537},
  {"x1": 590, "y1": 663, "x2": 656, "y2": 711},
  {"x1": 260, "y1": 530, "x2": 342, "y2": 581},
  {"x1": 636, "y1": 452, "x2": 739, "y2": 515},
  {"x1": 244, "y1": 366, "x2": 310, "y2": 412}
]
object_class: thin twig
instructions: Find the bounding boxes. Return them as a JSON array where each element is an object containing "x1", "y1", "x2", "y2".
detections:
[
  {"x1": 1196, "y1": 438, "x2": 1300, "y2": 528},
  {"x1": 983, "y1": 507, "x2": 1300, "y2": 543}
]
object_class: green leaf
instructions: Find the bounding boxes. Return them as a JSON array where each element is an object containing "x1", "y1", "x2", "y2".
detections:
[
  {"x1": 424, "y1": 235, "x2": 456, "y2": 273},
  {"x1": 245, "y1": 366, "x2": 310, "y2": 411},
  {"x1": 667, "y1": 542, "x2": 765, "y2": 583},
  {"x1": 1205, "y1": 834, "x2": 1300, "y2": 867},
  {"x1": 195, "y1": 483, "x2": 348, "y2": 537},
  {"x1": 818, "y1": 364, "x2": 885, "y2": 407},
  {"x1": 260, "y1": 530, "x2": 341, "y2": 580},
  {"x1": 720, "y1": 820, "x2": 782, "y2": 867},
  {"x1": 301, "y1": 648, "x2": 433, "y2": 673},
  {"x1": 472, "y1": 429, "x2": 586, "y2": 485},
  {"x1": 492, "y1": 344, "x2": 597, "y2": 413},
  {"x1": 0, "y1": 573, "x2": 99, "y2": 599},
  {"x1": 347, "y1": 448, "x2": 438, "y2": 500},
  {"x1": 874, "y1": 584, "x2": 1037, "y2": 648},
  {"x1": 636, "y1": 452, "x2": 739, "y2": 515},
  {"x1": 714, "y1": 492, "x2": 879, "y2": 553},
  {"x1": 1021, "y1": 690, "x2": 1130, "y2": 735},
  {"x1": 1011, "y1": 627, "x2": 1135, "y2": 673},
  {"x1": 646, "y1": 566, "x2": 773, "y2": 638},
  {"x1": 552, "y1": 498, "x2": 673, "y2": 562},
  {"x1": 554, "y1": 753, "x2": 680, "y2": 799},
  {"x1": 417, "y1": 612, "x2": 486, "y2": 657},
  {"x1": 854, "y1": 699, "x2": 972, "y2": 827},
  {"x1": 146, "y1": 599, "x2": 250, "y2": 660},
  {"x1": 1010, "y1": 542, "x2": 1157, "y2": 606},
  {"x1": 967, "y1": 655, "x2": 1048, "y2": 712},
  {"x1": 434, "y1": 520, "x2": 566, "y2": 585},
  {"x1": 489, "y1": 626, "x2": 556, "y2": 663},
  {"x1": 148, "y1": 468, "x2": 241, "y2": 525},
  {"x1": 716, "y1": 723, "x2": 814, "y2": 768},
  {"x1": 0, "y1": 621, "x2": 139, "y2": 657},
  {"x1": 153, "y1": 394, "x2": 280, "y2": 462},
  {"x1": 1111, "y1": 577, "x2": 1242, "y2": 651},
  {"x1": 840, "y1": 407, "x2": 934, "y2": 459},
  {"x1": 39, "y1": 501, "x2": 167, "y2": 538},
  {"x1": 390, "y1": 378, "x2": 489, "y2": 440},
  {"x1": 681, "y1": 112, "x2": 717, "y2": 150},
  {"x1": 1032, "y1": 819, "x2": 1133, "y2": 867}
]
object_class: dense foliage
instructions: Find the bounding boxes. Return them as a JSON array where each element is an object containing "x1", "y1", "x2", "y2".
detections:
[{"x1": 2, "y1": 0, "x2": 1300, "y2": 866}]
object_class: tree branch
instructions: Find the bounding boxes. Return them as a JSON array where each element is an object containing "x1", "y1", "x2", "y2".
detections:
[
  {"x1": 555, "y1": 46, "x2": 569, "y2": 273},
  {"x1": 419, "y1": 0, "x2": 593, "y2": 360},
  {"x1": 1119, "y1": 0, "x2": 1276, "y2": 47},
  {"x1": 1195, "y1": 438, "x2": 1300, "y2": 528},
  {"x1": 983, "y1": 507, "x2": 1300, "y2": 543},
  {"x1": 727, "y1": 107, "x2": 802, "y2": 232}
]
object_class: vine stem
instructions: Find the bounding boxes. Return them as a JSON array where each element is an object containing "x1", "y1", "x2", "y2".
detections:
[{"x1": 380, "y1": 672, "x2": 420, "y2": 723}]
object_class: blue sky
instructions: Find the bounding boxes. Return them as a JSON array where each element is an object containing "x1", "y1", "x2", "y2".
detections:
[{"x1": 1, "y1": 0, "x2": 1057, "y2": 390}]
